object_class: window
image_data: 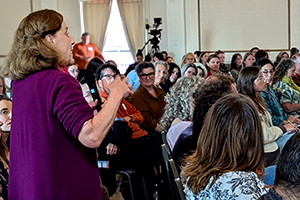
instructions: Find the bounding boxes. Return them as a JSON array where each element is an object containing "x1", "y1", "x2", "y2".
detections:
[{"x1": 102, "y1": 0, "x2": 134, "y2": 73}]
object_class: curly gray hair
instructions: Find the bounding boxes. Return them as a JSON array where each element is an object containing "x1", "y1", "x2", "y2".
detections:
[{"x1": 160, "y1": 76, "x2": 204, "y2": 132}]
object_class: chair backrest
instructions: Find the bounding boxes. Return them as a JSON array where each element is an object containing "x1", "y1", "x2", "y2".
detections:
[
  {"x1": 161, "y1": 131, "x2": 172, "y2": 156},
  {"x1": 161, "y1": 144, "x2": 170, "y2": 170},
  {"x1": 161, "y1": 144, "x2": 179, "y2": 199},
  {"x1": 169, "y1": 159, "x2": 186, "y2": 200},
  {"x1": 174, "y1": 178, "x2": 186, "y2": 200}
]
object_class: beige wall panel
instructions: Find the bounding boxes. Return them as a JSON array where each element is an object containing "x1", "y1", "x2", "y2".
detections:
[
  {"x1": 0, "y1": 0, "x2": 31, "y2": 59},
  {"x1": 290, "y1": 0, "x2": 300, "y2": 48},
  {"x1": 199, "y1": 0, "x2": 289, "y2": 51},
  {"x1": 166, "y1": 0, "x2": 185, "y2": 64},
  {"x1": 185, "y1": 0, "x2": 199, "y2": 53},
  {"x1": 57, "y1": 0, "x2": 81, "y2": 43}
]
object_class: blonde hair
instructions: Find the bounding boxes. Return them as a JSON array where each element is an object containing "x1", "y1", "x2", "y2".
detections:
[
  {"x1": 181, "y1": 52, "x2": 197, "y2": 66},
  {"x1": 2, "y1": 9, "x2": 63, "y2": 80},
  {"x1": 160, "y1": 76, "x2": 204, "y2": 132}
]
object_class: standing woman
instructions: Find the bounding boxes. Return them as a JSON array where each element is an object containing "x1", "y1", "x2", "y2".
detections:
[
  {"x1": 237, "y1": 67, "x2": 296, "y2": 166},
  {"x1": 182, "y1": 93, "x2": 267, "y2": 199},
  {"x1": 2, "y1": 9, "x2": 132, "y2": 200},
  {"x1": 206, "y1": 54, "x2": 220, "y2": 77}
]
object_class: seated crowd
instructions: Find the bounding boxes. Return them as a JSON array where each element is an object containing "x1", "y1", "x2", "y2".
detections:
[{"x1": 2, "y1": 44, "x2": 300, "y2": 200}]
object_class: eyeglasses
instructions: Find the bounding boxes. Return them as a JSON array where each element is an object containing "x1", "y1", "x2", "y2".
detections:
[
  {"x1": 139, "y1": 72, "x2": 155, "y2": 79},
  {"x1": 103, "y1": 74, "x2": 116, "y2": 81},
  {"x1": 262, "y1": 70, "x2": 275, "y2": 75}
]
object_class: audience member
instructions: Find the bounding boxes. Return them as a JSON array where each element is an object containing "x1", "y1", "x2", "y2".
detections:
[
  {"x1": 3, "y1": 9, "x2": 132, "y2": 199},
  {"x1": 181, "y1": 63, "x2": 197, "y2": 77},
  {"x1": 124, "y1": 51, "x2": 143, "y2": 76},
  {"x1": 67, "y1": 64, "x2": 79, "y2": 79},
  {"x1": 250, "y1": 46, "x2": 260, "y2": 56},
  {"x1": 257, "y1": 59, "x2": 300, "y2": 126},
  {"x1": 215, "y1": 50, "x2": 229, "y2": 73},
  {"x1": 291, "y1": 53, "x2": 300, "y2": 87},
  {"x1": 206, "y1": 54, "x2": 220, "y2": 77},
  {"x1": 160, "y1": 77, "x2": 204, "y2": 149},
  {"x1": 193, "y1": 50, "x2": 201, "y2": 62},
  {"x1": 152, "y1": 52, "x2": 164, "y2": 63},
  {"x1": 161, "y1": 51, "x2": 168, "y2": 60},
  {"x1": 237, "y1": 66, "x2": 296, "y2": 166},
  {"x1": 259, "y1": 132, "x2": 300, "y2": 200},
  {"x1": 230, "y1": 53, "x2": 242, "y2": 71},
  {"x1": 274, "y1": 51, "x2": 289, "y2": 67},
  {"x1": 95, "y1": 64, "x2": 163, "y2": 199},
  {"x1": 194, "y1": 63, "x2": 207, "y2": 78},
  {"x1": 0, "y1": 95, "x2": 12, "y2": 149},
  {"x1": 182, "y1": 93, "x2": 267, "y2": 199},
  {"x1": 0, "y1": 95, "x2": 10, "y2": 200},
  {"x1": 73, "y1": 32, "x2": 105, "y2": 81},
  {"x1": 154, "y1": 61, "x2": 169, "y2": 93},
  {"x1": 290, "y1": 47, "x2": 299, "y2": 58},
  {"x1": 181, "y1": 52, "x2": 197, "y2": 67},
  {"x1": 242, "y1": 52, "x2": 256, "y2": 68},
  {"x1": 272, "y1": 59, "x2": 300, "y2": 118},
  {"x1": 0, "y1": 78, "x2": 6, "y2": 97},
  {"x1": 199, "y1": 51, "x2": 209, "y2": 66},
  {"x1": 127, "y1": 67, "x2": 140, "y2": 91},
  {"x1": 172, "y1": 74, "x2": 236, "y2": 165},
  {"x1": 255, "y1": 49, "x2": 269, "y2": 62},
  {"x1": 164, "y1": 56, "x2": 174, "y2": 64},
  {"x1": 165, "y1": 62, "x2": 181, "y2": 88},
  {"x1": 129, "y1": 62, "x2": 166, "y2": 134}
]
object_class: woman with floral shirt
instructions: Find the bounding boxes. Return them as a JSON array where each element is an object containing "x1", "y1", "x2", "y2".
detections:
[{"x1": 181, "y1": 93, "x2": 267, "y2": 200}]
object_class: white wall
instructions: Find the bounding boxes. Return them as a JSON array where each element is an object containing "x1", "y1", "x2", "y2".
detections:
[
  {"x1": 0, "y1": 0, "x2": 31, "y2": 66},
  {"x1": 0, "y1": 0, "x2": 81, "y2": 67},
  {"x1": 1, "y1": 0, "x2": 300, "y2": 67}
]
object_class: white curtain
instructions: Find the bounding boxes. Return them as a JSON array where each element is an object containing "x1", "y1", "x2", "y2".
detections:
[
  {"x1": 117, "y1": 0, "x2": 144, "y2": 57},
  {"x1": 82, "y1": 0, "x2": 112, "y2": 51}
]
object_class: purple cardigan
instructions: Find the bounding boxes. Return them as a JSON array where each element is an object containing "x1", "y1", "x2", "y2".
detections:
[{"x1": 9, "y1": 69, "x2": 101, "y2": 200}]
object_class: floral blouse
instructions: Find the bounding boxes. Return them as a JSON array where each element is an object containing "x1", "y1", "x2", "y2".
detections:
[{"x1": 183, "y1": 171, "x2": 267, "y2": 200}]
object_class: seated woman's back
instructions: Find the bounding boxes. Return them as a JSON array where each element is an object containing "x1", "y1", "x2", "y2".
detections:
[{"x1": 181, "y1": 93, "x2": 267, "y2": 200}]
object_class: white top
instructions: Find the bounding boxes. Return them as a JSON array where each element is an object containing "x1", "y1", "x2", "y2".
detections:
[{"x1": 167, "y1": 121, "x2": 192, "y2": 150}]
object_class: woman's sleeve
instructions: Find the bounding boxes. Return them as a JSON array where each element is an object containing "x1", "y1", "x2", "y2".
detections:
[
  {"x1": 50, "y1": 73, "x2": 94, "y2": 139},
  {"x1": 126, "y1": 102, "x2": 144, "y2": 125},
  {"x1": 261, "y1": 120, "x2": 283, "y2": 145},
  {"x1": 130, "y1": 95, "x2": 156, "y2": 132},
  {"x1": 261, "y1": 92, "x2": 284, "y2": 126}
]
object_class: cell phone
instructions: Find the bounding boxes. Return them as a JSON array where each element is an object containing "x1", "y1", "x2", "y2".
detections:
[
  {"x1": 85, "y1": 74, "x2": 102, "y2": 112},
  {"x1": 97, "y1": 160, "x2": 109, "y2": 169}
]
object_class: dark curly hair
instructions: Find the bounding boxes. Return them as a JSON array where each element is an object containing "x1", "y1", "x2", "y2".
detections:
[{"x1": 192, "y1": 74, "x2": 235, "y2": 139}]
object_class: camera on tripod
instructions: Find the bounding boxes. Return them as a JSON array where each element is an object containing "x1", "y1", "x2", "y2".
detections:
[
  {"x1": 138, "y1": 18, "x2": 163, "y2": 60},
  {"x1": 147, "y1": 18, "x2": 162, "y2": 47}
]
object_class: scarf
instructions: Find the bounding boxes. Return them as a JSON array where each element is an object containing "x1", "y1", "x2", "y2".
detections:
[{"x1": 282, "y1": 75, "x2": 300, "y2": 93}]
